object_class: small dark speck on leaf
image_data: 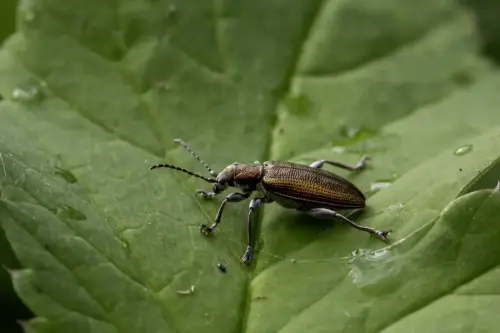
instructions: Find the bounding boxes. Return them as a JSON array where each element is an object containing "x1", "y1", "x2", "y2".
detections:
[
  {"x1": 278, "y1": 128, "x2": 284, "y2": 134},
  {"x1": 253, "y1": 296, "x2": 268, "y2": 301},
  {"x1": 459, "y1": 168, "x2": 463, "y2": 172},
  {"x1": 290, "y1": 258, "x2": 296, "y2": 264},
  {"x1": 217, "y1": 263, "x2": 227, "y2": 273},
  {"x1": 452, "y1": 71, "x2": 474, "y2": 87}
]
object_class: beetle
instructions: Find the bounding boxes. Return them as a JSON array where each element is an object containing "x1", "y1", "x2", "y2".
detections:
[{"x1": 149, "y1": 139, "x2": 392, "y2": 265}]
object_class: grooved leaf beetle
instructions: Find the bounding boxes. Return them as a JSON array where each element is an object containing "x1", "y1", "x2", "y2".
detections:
[{"x1": 150, "y1": 139, "x2": 392, "y2": 264}]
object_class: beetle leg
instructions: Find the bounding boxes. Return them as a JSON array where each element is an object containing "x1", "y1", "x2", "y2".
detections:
[
  {"x1": 309, "y1": 156, "x2": 370, "y2": 172},
  {"x1": 305, "y1": 208, "x2": 392, "y2": 241},
  {"x1": 196, "y1": 189, "x2": 217, "y2": 199},
  {"x1": 241, "y1": 197, "x2": 273, "y2": 265},
  {"x1": 196, "y1": 183, "x2": 226, "y2": 200},
  {"x1": 200, "y1": 191, "x2": 250, "y2": 235}
]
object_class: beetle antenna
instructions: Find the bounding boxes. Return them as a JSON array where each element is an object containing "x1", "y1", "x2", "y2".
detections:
[
  {"x1": 174, "y1": 138, "x2": 218, "y2": 177},
  {"x1": 149, "y1": 163, "x2": 217, "y2": 183}
]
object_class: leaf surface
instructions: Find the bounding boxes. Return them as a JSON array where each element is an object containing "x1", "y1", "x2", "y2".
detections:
[{"x1": 1, "y1": 1, "x2": 500, "y2": 332}]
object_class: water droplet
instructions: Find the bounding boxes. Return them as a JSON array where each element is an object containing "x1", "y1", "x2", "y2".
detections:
[
  {"x1": 283, "y1": 94, "x2": 313, "y2": 116},
  {"x1": 167, "y1": 4, "x2": 178, "y2": 20},
  {"x1": 348, "y1": 248, "x2": 401, "y2": 288},
  {"x1": 381, "y1": 203, "x2": 404, "y2": 213},
  {"x1": 53, "y1": 167, "x2": 78, "y2": 184},
  {"x1": 169, "y1": 4, "x2": 177, "y2": 13},
  {"x1": 19, "y1": 0, "x2": 37, "y2": 23},
  {"x1": 454, "y1": 144, "x2": 473, "y2": 156},
  {"x1": 11, "y1": 82, "x2": 45, "y2": 103},
  {"x1": 54, "y1": 205, "x2": 87, "y2": 221},
  {"x1": 494, "y1": 181, "x2": 500, "y2": 192},
  {"x1": 154, "y1": 81, "x2": 171, "y2": 90},
  {"x1": 370, "y1": 181, "x2": 392, "y2": 191},
  {"x1": 331, "y1": 146, "x2": 346, "y2": 154},
  {"x1": 24, "y1": 10, "x2": 35, "y2": 22},
  {"x1": 369, "y1": 174, "x2": 399, "y2": 193},
  {"x1": 115, "y1": 237, "x2": 129, "y2": 249},
  {"x1": 332, "y1": 127, "x2": 397, "y2": 154}
]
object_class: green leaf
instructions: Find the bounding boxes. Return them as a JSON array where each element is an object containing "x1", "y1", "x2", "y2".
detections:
[{"x1": 1, "y1": 0, "x2": 500, "y2": 333}]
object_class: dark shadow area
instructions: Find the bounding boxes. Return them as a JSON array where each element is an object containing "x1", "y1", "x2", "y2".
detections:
[
  {"x1": 0, "y1": 0, "x2": 17, "y2": 46},
  {"x1": 462, "y1": 0, "x2": 500, "y2": 65},
  {"x1": 0, "y1": 230, "x2": 33, "y2": 333}
]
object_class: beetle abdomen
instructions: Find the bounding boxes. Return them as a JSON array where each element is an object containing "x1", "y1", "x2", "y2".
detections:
[{"x1": 261, "y1": 162, "x2": 365, "y2": 209}]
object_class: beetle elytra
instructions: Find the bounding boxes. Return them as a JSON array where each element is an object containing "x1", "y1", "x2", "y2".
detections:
[{"x1": 149, "y1": 139, "x2": 392, "y2": 264}]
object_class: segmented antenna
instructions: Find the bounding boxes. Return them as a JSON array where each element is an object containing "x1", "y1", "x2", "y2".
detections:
[
  {"x1": 149, "y1": 163, "x2": 216, "y2": 183},
  {"x1": 174, "y1": 138, "x2": 218, "y2": 177}
]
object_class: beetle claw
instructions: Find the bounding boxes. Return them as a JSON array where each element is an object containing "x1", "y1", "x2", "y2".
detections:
[
  {"x1": 196, "y1": 189, "x2": 216, "y2": 200},
  {"x1": 199, "y1": 224, "x2": 214, "y2": 235},
  {"x1": 376, "y1": 229, "x2": 392, "y2": 241},
  {"x1": 240, "y1": 246, "x2": 253, "y2": 265}
]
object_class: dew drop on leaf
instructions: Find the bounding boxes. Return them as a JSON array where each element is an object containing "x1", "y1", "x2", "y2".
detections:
[
  {"x1": 331, "y1": 126, "x2": 397, "y2": 154},
  {"x1": 381, "y1": 203, "x2": 404, "y2": 213},
  {"x1": 19, "y1": 0, "x2": 37, "y2": 23},
  {"x1": 348, "y1": 248, "x2": 401, "y2": 288},
  {"x1": 454, "y1": 144, "x2": 473, "y2": 156},
  {"x1": 55, "y1": 205, "x2": 87, "y2": 221},
  {"x1": 370, "y1": 181, "x2": 392, "y2": 191},
  {"x1": 53, "y1": 167, "x2": 78, "y2": 184},
  {"x1": 24, "y1": 10, "x2": 35, "y2": 22},
  {"x1": 11, "y1": 82, "x2": 45, "y2": 103}
]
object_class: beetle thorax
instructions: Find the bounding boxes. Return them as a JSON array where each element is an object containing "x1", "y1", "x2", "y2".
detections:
[{"x1": 216, "y1": 163, "x2": 264, "y2": 191}]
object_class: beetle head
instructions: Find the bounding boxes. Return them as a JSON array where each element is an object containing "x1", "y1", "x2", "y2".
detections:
[{"x1": 149, "y1": 139, "x2": 263, "y2": 194}]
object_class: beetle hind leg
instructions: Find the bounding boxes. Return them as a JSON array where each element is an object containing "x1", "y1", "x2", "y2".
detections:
[
  {"x1": 306, "y1": 208, "x2": 391, "y2": 241},
  {"x1": 309, "y1": 156, "x2": 370, "y2": 172}
]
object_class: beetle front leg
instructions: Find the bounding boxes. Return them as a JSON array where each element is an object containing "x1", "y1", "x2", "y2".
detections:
[
  {"x1": 200, "y1": 192, "x2": 250, "y2": 235},
  {"x1": 309, "y1": 156, "x2": 370, "y2": 172},
  {"x1": 196, "y1": 189, "x2": 218, "y2": 199},
  {"x1": 196, "y1": 183, "x2": 226, "y2": 200},
  {"x1": 241, "y1": 197, "x2": 273, "y2": 265},
  {"x1": 306, "y1": 208, "x2": 392, "y2": 241}
]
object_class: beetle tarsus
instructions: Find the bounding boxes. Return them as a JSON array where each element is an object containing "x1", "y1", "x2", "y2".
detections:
[
  {"x1": 196, "y1": 189, "x2": 216, "y2": 199},
  {"x1": 356, "y1": 155, "x2": 371, "y2": 170},
  {"x1": 199, "y1": 224, "x2": 215, "y2": 235},
  {"x1": 240, "y1": 246, "x2": 253, "y2": 265},
  {"x1": 375, "y1": 229, "x2": 392, "y2": 242}
]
